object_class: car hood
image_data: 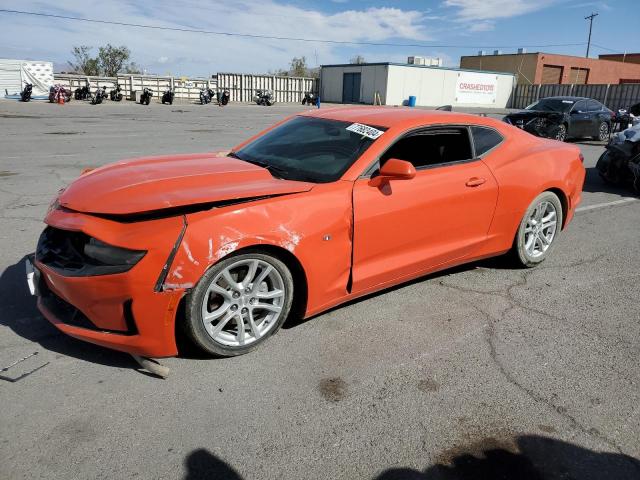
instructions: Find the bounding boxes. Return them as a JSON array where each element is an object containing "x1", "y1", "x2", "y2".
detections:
[{"x1": 58, "y1": 152, "x2": 315, "y2": 215}]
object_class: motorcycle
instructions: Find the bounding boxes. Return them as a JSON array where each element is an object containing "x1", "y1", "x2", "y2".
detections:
[
  {"x1": 612, "y1": 102, "x2": 640, "y2": 133},
  {"x1": 109, "y1": 84, "x2": 124, "y2": 101},
  {"x1": 301, "y1": 92, "x2": 318, "y2": 106},
  {"x1": 49, "y1": 84, "x2": 72, "y2": 103},
  {"x1": 74, "y1": 84, "x2": 91, "y2": 100},
  {"x1": 254, "y1": 89, "x2": 274, "y2": 106},
  {"x1": 596, "y1": 123, "x2": 640, "y2": 192},
  {"x1": 161, "y1": 87, "x2": 175, "y2": 105},
  {"x1": 199, "y1": 87, "x2": 215, "y2": 105},
  {"x1": 140, "y1": 88, "x2": 153, "y2": 105},
  {"x1": 218, "y1": 89, "x2": 230, "y2": 106},
  {"x1": 91, "y1": 86, "x2": 108, "y2": 105},
  {"x1": 20, "y1": 82, "x2": 33, "y2": 102}
]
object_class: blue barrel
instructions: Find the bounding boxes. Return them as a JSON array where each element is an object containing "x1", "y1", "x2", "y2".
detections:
[{"x1": 408, "y1": 96, "x2": 417, "y2": 107}]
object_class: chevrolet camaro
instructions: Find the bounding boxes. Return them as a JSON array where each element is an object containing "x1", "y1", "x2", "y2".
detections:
[{"x1": 27, "y1": 107, "x2": 586, "y2": 359}]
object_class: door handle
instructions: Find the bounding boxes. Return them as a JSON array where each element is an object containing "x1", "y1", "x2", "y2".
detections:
[{"x1": 465, "y1": 177, "x2": 486, "y2": 187}]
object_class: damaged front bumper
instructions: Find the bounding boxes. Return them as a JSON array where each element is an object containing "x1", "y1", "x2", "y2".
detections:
[
  {"x1": 27, "y1": 207, "x2": 188, "y2": 357},
  {"x1": 505, "y1": 115, "x2": 564, "y2": 139}
]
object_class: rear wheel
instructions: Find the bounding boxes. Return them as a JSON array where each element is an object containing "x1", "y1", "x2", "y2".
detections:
[
  {"x1": 597, "y1": 122, "x2": 609, "y2": 141},
  {"x1": 184, "y1": 252, "x2": 294, "y2": 356},
  {"x1": 512, "y1": 191, "x2": 563, "y2": 267}
]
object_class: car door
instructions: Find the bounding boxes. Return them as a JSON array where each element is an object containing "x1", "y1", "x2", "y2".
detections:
[
  {"x1": 569, "y1": 100, "x2": 589, "y2": 137},
  {"x1": 351, "y1": 126, "x2": 498, "y2": 293}
]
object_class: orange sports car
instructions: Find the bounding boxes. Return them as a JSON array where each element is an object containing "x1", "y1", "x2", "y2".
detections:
[{"x1": 27, "y1": 107, "x2": 585, "y2": 359}]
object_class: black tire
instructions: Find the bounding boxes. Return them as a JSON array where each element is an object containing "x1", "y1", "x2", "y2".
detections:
[
  {"x1": 145, "y1": 98, "x2": 150, "y2": 105},
  {"x1": 512, "y1": 191, "x2": 563, "y2": 268},
  {"x1": 555, "y1": 124, "x2": 567, "y2": 142},
  {"x1": 596, "y1": 122, "x2": 609, "y2": 142},
  {"x1": 184, "y1": 251, "x2": 294, "y2": 357}
]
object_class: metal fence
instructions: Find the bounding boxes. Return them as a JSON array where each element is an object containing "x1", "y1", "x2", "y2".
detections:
[
  {"x1": 53, "y1": 72, "x2": 319, "y2": 104},
  {"x1": 509, "y1": 83, "x2": 640, "y2": 111},
  {"x1": 53, "y1": 74, "x2": 217, "y2": 103},
  {"x1": 217, "y1": 73, "x2": 319, "y2": 103}
]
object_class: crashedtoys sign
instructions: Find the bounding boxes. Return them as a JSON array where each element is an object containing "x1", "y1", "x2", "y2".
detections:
[{"x1": 455, "y1": 72, "x2": 498, "y2": 105}]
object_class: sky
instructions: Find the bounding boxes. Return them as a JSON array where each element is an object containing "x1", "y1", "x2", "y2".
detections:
[{"x1": 0, "y1": 0, "x2": 638, "y2": 77}]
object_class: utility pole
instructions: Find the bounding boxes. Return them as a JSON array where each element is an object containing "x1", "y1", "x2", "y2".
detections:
[{"x1": 585, "y1": 12, "x2": 598, "y2": 58}]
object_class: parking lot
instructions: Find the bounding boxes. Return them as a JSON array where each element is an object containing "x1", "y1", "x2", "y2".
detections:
[{"x1": 1, "y1": 100, "x2": 639, "y2": 479}]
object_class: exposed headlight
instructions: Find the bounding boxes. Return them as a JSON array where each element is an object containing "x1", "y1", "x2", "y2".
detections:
[
  {"x1": 36, "y1": 227, "x2": 146, "y2": 277},
  {"x1": 84, "y1": 238, "x2": 146, "y2": 267}
]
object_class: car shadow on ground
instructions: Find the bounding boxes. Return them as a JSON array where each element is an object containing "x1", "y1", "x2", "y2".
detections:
[
  {"x1": 282, "y1": 254, "x2": 522, "y2": 330},
  {"x1": 0, "y1": 255, "x2": 138, "y2": 370},
  {"x1": 181, "y1": 435, "x2": 640, "y2": 480}
]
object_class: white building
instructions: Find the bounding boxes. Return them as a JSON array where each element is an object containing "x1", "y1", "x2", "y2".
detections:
[
  {"x1": 319, "y1": 62, "x2": 515, "y2": 108},
  {"x1": 0, "y1": 58, "x2": 54, "y2": 97}
]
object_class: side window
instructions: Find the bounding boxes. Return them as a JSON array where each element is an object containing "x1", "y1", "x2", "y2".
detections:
[
  {"x1": 573, "y1": 100, "x2": 587, "y2": 113},
  {"x1": 586, "y1": 100, "x2": 601, "y2": 112},
  {"x1": 380, "y1": 127, "x2": 473, "y2": 169},
  {"x1": 471, "y1": 127, "x2": 504, "y2": 156}
]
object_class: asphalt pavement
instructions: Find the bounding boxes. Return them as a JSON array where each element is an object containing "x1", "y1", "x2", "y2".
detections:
[{"x1": 0, "y1": 100, "x2": 638, "y2": 480}]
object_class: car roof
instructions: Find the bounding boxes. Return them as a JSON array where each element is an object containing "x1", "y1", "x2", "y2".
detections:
[
  {"x1": 300, "y1": 106, "x2": 503, "y2": 129},
  {"x1": 542, "y1": 96, "x2": 592, "y2": 101}
]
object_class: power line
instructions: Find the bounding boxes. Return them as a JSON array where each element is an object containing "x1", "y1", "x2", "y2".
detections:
[
  {"x1": 0, "y1": 8, "x2": 588, "y2": 50},
  {"x1": 591, "y1": 43, "x2": 623, "y2": 54}
]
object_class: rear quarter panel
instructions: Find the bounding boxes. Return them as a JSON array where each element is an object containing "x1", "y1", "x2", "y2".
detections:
[{"x1": 481, "y1": 125, "x2": 585, "y2": 254}]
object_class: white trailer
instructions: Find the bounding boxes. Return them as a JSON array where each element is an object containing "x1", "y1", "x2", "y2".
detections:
[
  {"x1": 0, "y1": 58, "x2": 54, "y2": 97},
  {"x1": 320, "y1": 62, "x2": 515, "y2": 109}
]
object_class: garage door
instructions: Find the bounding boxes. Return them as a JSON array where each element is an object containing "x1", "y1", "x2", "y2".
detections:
[
  {"x1": 541, "y1": 65, "x2": 563, "y2": 84},
  {"x1": 342, "y1": 73, "x2": 361, "y2": 103},
  {"x1": 570, "y1": 68, "x2": 589, "y2": 84}
]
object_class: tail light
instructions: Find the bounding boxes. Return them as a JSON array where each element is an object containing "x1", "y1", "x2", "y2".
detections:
[{"x1": 579, "y1": 153, "x2": 584, "y2": 163}]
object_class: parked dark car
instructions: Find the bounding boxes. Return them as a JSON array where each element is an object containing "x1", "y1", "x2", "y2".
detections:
[{"x1": 504, "y1": 96, "x2": 614, "y2": 142}]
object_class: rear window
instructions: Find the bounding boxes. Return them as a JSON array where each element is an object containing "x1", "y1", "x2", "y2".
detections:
[{"x1": 471, "y1": 127, "x2": 504, "y2": 156}]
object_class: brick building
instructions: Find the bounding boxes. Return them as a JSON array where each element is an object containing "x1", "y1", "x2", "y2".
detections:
[
  {"x1": 599, "y1": 53, "x2": 640, "y2": 68},
  {"x1": 460, "y1": 52, "x2": 640, "y2": 85}
]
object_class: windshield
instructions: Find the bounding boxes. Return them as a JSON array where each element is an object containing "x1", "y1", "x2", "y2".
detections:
[
  {"x1": 233, "y1": 116, "x2": 385, "y2": 183},
  {"x1": 525, "y1": 99, "x2": 575, "y2": 113}
]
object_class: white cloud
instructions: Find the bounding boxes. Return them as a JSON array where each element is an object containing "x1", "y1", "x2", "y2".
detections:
[
  {"x1": 0, "y1": 1, "x2": 432, "y2": 76},
  {"x1": 444, "y1": 0, "x2": 555, "y2": 21},
  {"x1": 468, "y1": 21, "x2": 495, "y2": 32}
]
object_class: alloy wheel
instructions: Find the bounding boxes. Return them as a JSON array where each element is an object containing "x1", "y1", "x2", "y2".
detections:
[
  {"x1": 555, "y1": 125, "x2": 567, "y2": 142},
  {"x1": 200, "y1": 258, "x2": 285, "y2": 347},
  {"x1": 524, "y1": 201, "x2": 558, "y2": 258},
  {"x1": 598, "y1": 122, "x2": 609, "y2": 141}
]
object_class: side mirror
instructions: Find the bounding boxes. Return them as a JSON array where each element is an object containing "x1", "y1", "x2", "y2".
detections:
[{"x1": 370, "y1": 158, "x2": 416, "y2": 186}]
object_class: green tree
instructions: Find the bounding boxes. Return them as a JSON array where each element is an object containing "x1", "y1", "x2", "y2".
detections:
[
  {"x1": 68, "y1": 45, "x2": 100, "y2": 75},
  {"x1": 97, "y1": 44, "x2": 132, "y2": 77},
  {"x1": 290, "y1": 56, "x2": 308, "y2": 77}
]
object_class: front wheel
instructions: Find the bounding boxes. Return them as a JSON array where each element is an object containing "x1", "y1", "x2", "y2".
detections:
[
  {"x1": 555, "y1": 124, "x2": 567, "y2": 142},
  {"x1": 512, "y1": 191, "x2": 563, "y2": 267},
  {"x1": 184, "y1": 252, "x2": 294, "y2": 357}
]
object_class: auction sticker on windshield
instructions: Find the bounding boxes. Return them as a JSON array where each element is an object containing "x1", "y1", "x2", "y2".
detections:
[{"x1": 346, "y1": 123, "x2": 384, "y2": 140}]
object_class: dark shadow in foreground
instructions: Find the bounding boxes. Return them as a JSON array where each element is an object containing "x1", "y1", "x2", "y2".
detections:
[
  {"x1": 181, "y1": 435, "x2": 640, "y2": 480},
  {"x1": 183, "y1": 449, "x2": 243, "y2": 480},
  {"x1": 375, "y1": 434, "x2": 640, "y2": 480}
]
